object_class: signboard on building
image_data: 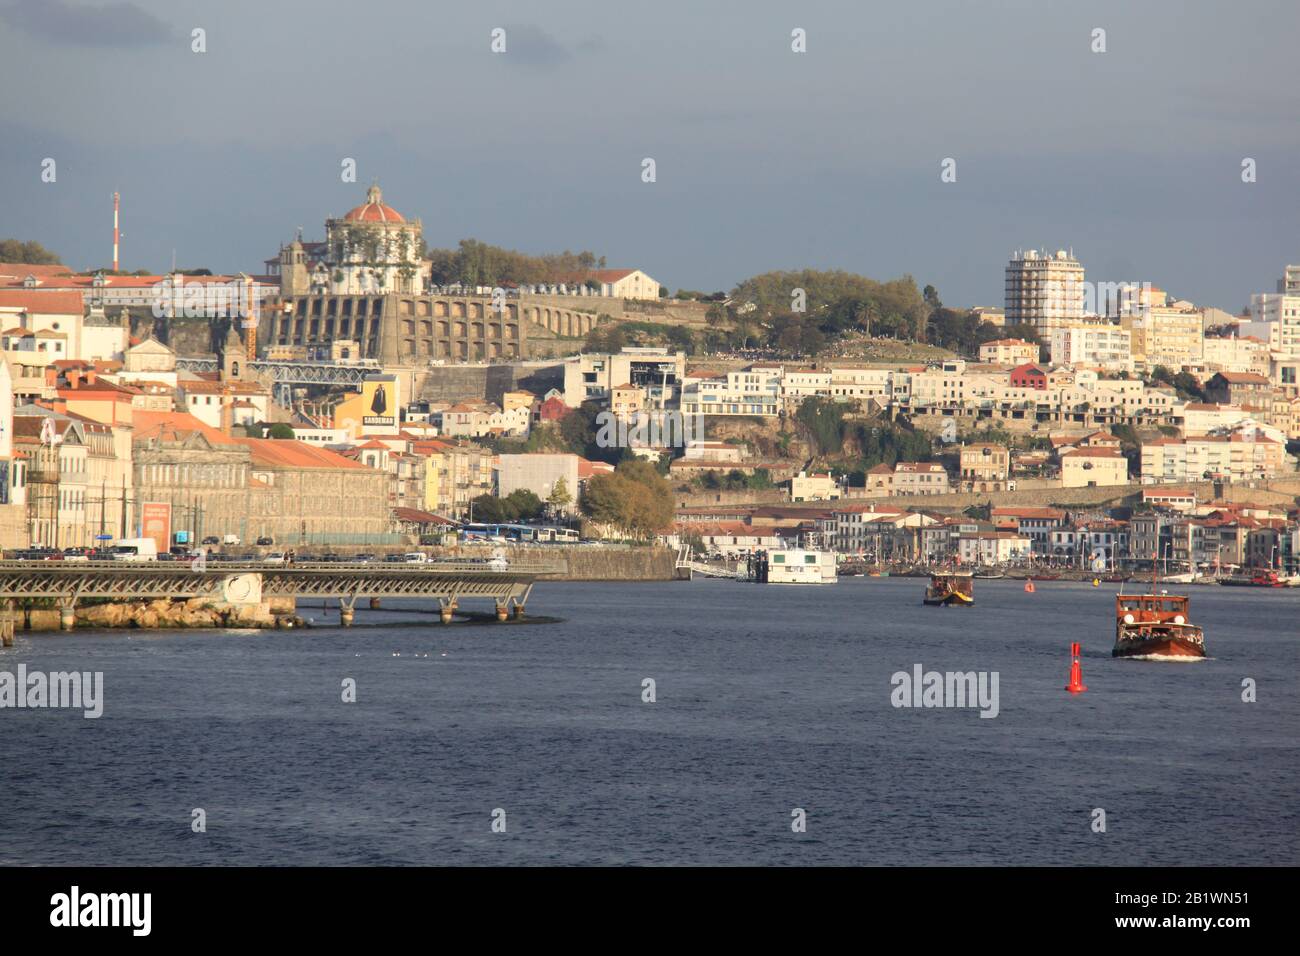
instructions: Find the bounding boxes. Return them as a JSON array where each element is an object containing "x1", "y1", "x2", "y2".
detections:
[
  {"x1": 140, "y1": 502, "x2": 172, "y2": 556},
  {"x1": 360, "y1": 374, "x2": 400, "y2": 433}
]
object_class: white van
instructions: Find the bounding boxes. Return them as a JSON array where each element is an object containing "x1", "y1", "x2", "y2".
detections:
[
  {"x1": 404, "y1": 552, "x2": 430, "y2": 564},
  {"x1": 111, "y1": 538, "x2": 158, "y2": 562}
]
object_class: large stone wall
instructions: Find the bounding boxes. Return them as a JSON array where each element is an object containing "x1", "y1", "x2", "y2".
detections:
[
  {"x1": 527, "y1": 294, "x2": 712, "y2": 327},
  {"x1": 417, "y1": 362, "x2": 564, "y2": 405}
]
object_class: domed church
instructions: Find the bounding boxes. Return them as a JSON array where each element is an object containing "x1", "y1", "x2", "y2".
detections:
[{"x1": 276, "y1": 184, "x2": 425, "y2": 296}]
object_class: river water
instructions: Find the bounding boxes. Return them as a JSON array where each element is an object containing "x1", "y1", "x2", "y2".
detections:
[{"x1": 1, "y1": 577, "x2": 1296, "y2": 866}]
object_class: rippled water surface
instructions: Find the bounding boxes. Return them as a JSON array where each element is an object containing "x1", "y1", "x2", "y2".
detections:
[{"x1": 1, "y1": 578, "x2": 1296, "y2": 865}]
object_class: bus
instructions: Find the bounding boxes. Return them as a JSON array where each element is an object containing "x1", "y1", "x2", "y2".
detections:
[{"x1": 459, "y1": 523, "x2": 579, "y2": 544}]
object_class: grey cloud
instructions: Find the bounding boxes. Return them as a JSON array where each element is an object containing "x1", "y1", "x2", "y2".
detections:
[
  {"x1": 500, "y1": 24, "x2": 601, "y2": 68},
  {"x1": 0, "y1": 0, "x2": 173, "y2": 48}
]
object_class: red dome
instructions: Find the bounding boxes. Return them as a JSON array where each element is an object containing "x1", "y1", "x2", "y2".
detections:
[{"x1": 343, "y1": 185, "x2": 405, "y2": 223}]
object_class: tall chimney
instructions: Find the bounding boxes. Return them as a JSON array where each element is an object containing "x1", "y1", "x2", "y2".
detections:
[{"x1": 113, "y1": 192, "x2": 120, "y2": 272}]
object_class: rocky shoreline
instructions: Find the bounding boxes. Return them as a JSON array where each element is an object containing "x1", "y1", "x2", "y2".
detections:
[{"x1": 16, "y1": 598, "x2": 305, "y2": 632}]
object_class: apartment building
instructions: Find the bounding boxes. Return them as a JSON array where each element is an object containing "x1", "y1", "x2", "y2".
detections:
[
  {"x1": 780, "y1": 368, "x2": 832, "y2": 411},
  {"x1": 1141, "y1": 429, "x2": 1286, "y2": 483},
  {"x1": 1049, "y1": 325, "x2": 1132, "y2": 369},
  {"x1": 828, "y1": 366, "x2": 905, "y2": 403},
  {"x1": 1004, "y1": 249, "x2": 1085, "y2": 337},
  {"x1": 991, "y1": 507, "x2": 1067, "y2": 553},
  {"x1": 1249, "y1": 266, "x2": 1300, "y2": 355},
  {"x1": 979, "y1": 338, "x2": 1039, "y2": 365},
  {"x1": 563, "y1": 347, "x2": 685, "y2": 407},
  {"x1": 1060, "y1": 446, "x2": 1129, "y2": 487},
  {"x1": 680, "y1": 366, "x2": 781, "y2": 417},
  {"x1": 891, "y1": 461, "x2": 950, "y2": 496},
  {"x1": 1202, "y1": 336, "x2": 1270, "y2": 376},
  {"x1": 1123, "y1": 305, "x2": 1204, "y2": 367},
  {"x1": 959, "y1": 442, "x2": 1010, "y2": 492},
  {"x1": 789, "y1": 471, "x2": 841, "y2": 502}
]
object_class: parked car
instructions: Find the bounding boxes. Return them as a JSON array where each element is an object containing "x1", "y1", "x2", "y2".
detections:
[
  {"x1": 264, "y1": 552, "x2": 287, "y2": 564},
  {"x1": 404, "y1": 552, "x2": 430, "y2": 564},
  {"x1": 256, "y1": 536, "x2": 274, "y2": 546},
  {"x1": 202, "y1": 536, "x2": 220, "y2": 546},
  {"x1": 61, "y1": 547, "x2": 92, "y2": 563}
]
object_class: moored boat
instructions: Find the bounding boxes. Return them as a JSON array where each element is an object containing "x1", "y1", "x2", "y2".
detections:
[
  {"x1": 923, "y1": 572, "x2": 974, "y2": 607},
  {"x1": 1221, "y1": 570, "x2": 1284, "y2": 588},
  {"x1": 760, "y1": 549, "x2": 838, "y2": 584}
]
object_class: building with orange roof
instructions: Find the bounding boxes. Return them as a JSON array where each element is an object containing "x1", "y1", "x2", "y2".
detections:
[
  {"x1": 129, "y1": 413, "x2": 390, "y2": 545},
  {"x1": 979, "y1": 338, "x2": 1039, "y2": 366},
  {"x1": 179, "y1": 378, "x2": 270, "y2": 431}
]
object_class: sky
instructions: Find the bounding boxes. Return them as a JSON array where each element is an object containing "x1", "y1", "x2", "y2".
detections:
[{"x1": 1, "y1": 0, "x2": 1298, "y2": 312}]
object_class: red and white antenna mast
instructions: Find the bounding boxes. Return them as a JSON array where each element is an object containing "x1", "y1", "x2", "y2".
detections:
[{"x1": 112, "y1": 192, "x2": 120, "y2": 271}]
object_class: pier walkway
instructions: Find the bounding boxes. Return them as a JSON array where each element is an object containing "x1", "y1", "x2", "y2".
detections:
[{"x1": 0, "y1": 559, "x2": 566, "y2": 634}]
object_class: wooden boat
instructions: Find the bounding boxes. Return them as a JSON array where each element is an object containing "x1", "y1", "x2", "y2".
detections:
[
  {"x1": 1113, "y1": 558, "x2": 1206, "y2": 660},
  {"x1": 1113, "y1": 593, "x2": 1206, "y2": 659},
  {"x1": 923, "y1": 573, "x2": 974, "y2": 607}
]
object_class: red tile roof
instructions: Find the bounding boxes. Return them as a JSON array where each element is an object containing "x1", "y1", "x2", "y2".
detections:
[
  {"x1": 236, "y1": 438, "x2": 372, "y2": 470},
  {"x1": 133, "y1": 410, "x2": 238, "y2": 445},
  {"x1": 0, "y1": 290, "x2": 84, "y2": 314}
]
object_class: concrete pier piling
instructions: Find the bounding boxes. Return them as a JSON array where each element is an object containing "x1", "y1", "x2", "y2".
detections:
[{"x1": 59, "y1": 604, "x2": 76, "y2": 631}]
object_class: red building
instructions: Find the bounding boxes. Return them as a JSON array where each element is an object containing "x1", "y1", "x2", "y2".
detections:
[
  {"x1": 1009, "y1": 363, "x2": 1049, "y2": 390},
  {"x1": 537, "y1": 396, "x2": 568, "y2": 422}
]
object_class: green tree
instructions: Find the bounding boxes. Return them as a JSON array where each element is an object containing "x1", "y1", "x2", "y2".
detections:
[
  {"x1": 0, "y1": 239, "x2": 61, "y2": 264},
  {"x1": 471, "y1": 493, "x2": 515, "y2": 523},
  {"x1": 266, "y1": 423, "x2": 295, "y2": 439},
  {"x1": 547, "y1": 476, "x2": 573, "y2": 514},
  {"x1": 579, "y1": 459, "x2": 674, "y2": 539},
  {"x1": 504, "y1": 488, "x2": 544, "y2": 521}
]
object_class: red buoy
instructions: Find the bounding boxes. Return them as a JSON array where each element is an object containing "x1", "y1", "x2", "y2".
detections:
[
  {"x1": 1024, "y1": 579, "x2": 1036, "y2": 593},
  {"x1": 1065, "y1": 641, "x2": 1087, "y2": 693}
]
